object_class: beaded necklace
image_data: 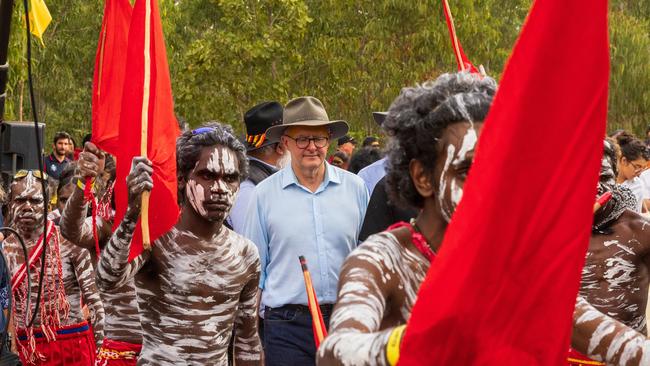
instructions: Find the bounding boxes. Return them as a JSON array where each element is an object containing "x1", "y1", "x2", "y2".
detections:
[{"x1": 387, "y1": 220, "x2": 436, "y2": 262}]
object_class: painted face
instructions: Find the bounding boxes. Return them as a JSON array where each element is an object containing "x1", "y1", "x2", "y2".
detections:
[
  {"x1": 282, "y1": 126, "x2": 331, "y2": 171},
  {"x1": 56, "y1": 183, "x2": 75, "y2": 213},
  {"x1": 10, "y1": 173, "x2": 45, "y2": 235},
  {"x1": 185, "y1": 145, "x2": 241, "y2": 223},
  {"x1": 435, "y1": 121, "x2": 484, "y2": 222}
]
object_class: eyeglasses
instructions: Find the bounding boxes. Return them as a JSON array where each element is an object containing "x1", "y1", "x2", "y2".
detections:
[
  {"x1": 284, "y1": 135, "x2": 329, "y2": 149},
  {"x1": 14, "y1": 169, "x2": 48, "y2": 181},
  {"x1": 628, "y1": 161, "x2": 647, "y2": 172}
]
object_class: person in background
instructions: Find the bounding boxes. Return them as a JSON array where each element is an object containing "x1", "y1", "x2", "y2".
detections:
[
  {"x1": 336, "y1": 135, "x2": 356, "y2": 157},
  {"x1": 44, "y1": 131, "x2": 72, "y2": 180},
  {"x1": 362, "y1": 136, "x2": 380, "y2": 149},
  {"x1": 348, "y1": 147, "x2": 382, "y2": 174},
  {"x1": 357, "y1": 112, "x2": 389, "y2": 194},
  {"x1": 330, "y1": 151, "x2": 350, "y2": 170},
  {"x1": 615, "y1": 132, "x2": 650, "y2": 212},
  {"x1": 228, "y1": 101, "x2": 288, "y2": 233}
]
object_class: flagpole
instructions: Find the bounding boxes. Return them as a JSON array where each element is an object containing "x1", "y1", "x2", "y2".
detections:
[
  {"x1": 140, "y1": 0, "x2": 152, "y2": 249},
  {"x1": 0, "y1": 0, "x2": 15, "y2": 122}
]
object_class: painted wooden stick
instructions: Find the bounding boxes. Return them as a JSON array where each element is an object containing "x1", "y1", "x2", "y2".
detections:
[
  {"x1": 299, "y1": 256, "x2": 328, "y2": 347},
  {"x1": 593, "y1": 191, "x2": 612, "y2": 214}
]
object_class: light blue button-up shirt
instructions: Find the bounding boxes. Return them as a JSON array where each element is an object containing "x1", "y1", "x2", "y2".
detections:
[
  {"x1": 357, "y1": 157, "x2": 387, "y2": 194},
  {"x1": 242, "y1": 162, "x2": 369, "y2": 308}
]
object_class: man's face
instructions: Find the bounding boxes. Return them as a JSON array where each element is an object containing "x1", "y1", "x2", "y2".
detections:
[
  {"x1": 434, "y1": 121, "x2": 484, "y2": 222},
  {"x1": 10, "y1": 174, "x2": 45, "y2": 234},
  {"x1": 54, "y1": 138, "x2": 68, "y2": 157},
  {"x1": 338, "y1": 142, "x2": 355, "y2": 156},
  {"x1": 185, "y1": 145, "x2": 241, "y2": 223},
  {"x1": 57, "y1": 183, "x2": 75, "y2": 213},
  {"x1": 282, "y1": 126, "x2": 330, "y2": 171}
]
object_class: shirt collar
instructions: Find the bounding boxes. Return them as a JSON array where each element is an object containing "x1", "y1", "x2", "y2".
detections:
[
  {"x1": 281, "y1": 162, "x2": 341, "y2": 190},
  {"x1": 248, "y1": 156, "x2": 276, "y2": 170}
]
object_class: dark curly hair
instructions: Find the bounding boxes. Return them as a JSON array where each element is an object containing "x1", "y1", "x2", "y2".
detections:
[
  {"x1": 176, "y1": 122, "x2": 248, "y2": 205},
  {"x1": 615, "y1": 132, "x2": 650, "y2": 161},
  {"x1": 384, "y1": 72, "x2": 497, "y2": 209}
]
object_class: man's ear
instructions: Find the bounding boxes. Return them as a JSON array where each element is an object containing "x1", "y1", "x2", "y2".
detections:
[{"x1": 409, "y1": 159, "x2": 435, "y2": 198}]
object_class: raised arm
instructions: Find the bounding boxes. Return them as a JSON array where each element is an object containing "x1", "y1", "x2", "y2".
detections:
[
  {"x1": 69, "y1": 242, "x2": 105, "y2": 346},
  {"x1": 233, "y1": 250, "x2": 263, "y2": 365},
  {"x1": 96, "y1": 157, "x2": 152, "y2": 291},
  {"x1": 60, "y1": 142, "x2": 112, "y2": 250},
  {"x1": 316, "y1": 243, "x2": 397, "y2": 366},
  {"x1": 572, "y1": 296, "x2": 650, "y2": 365}
]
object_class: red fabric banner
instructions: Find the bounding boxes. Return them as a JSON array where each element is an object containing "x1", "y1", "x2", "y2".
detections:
[
  {"x1": 91, "y1": 0, "x2": 133, "y2": 155},
  {"x1": 399, "y1": 0, "x2": 609, "y2": 364},
  {"x1": 114, "y1": 0, "x2": 180, "y2": 260}
]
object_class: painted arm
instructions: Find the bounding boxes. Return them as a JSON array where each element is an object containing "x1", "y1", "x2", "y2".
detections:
[
  {"x1": 96, "y1": 157, "x2": 153, "y2": 291},
  {"x1": 70, "y1": 242, "x2": 105, "y2": 346},
  {"x1": 60, "y1": 142, "x2": 112, "y2": 250},
  {"x1": 233, "y1": 250, "x2": 263, "y2": 365},
  {"x1": 572, "y1": 296, "x2": 650, "y2": 365},
  {"x1": 316, "y1": 245, "x2": 395, "y2": 366}
]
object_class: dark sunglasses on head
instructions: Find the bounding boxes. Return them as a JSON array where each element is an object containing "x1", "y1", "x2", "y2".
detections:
[{"x1": 14, "y1": 169, "x2": 48, "y2": 181}]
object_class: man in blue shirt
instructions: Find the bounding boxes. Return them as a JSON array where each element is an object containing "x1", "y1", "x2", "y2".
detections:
[{"x1": 243, "y1": 96, "x2": 368, "y2": 365}]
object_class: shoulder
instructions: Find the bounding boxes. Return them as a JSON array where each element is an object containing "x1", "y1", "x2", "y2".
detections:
[
  {"x1": 226, "y1": 229, "x2": 260, "y2": 262},
  {"x1": 333, "y1": 167, "x2": 366, "y2": 190},
  {"x1": 347, "y1": 232, "x2": 401, "y2": 265},
  {"x1": 252, "y1": 168, "x2": 284, "y2": 194},
  {"x1": 617, "y1": 210, "x2": 650, "y2": 232}
]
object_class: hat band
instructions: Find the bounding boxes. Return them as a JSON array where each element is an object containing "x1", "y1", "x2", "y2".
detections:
[{"x1": 247, "y1": 133, "x2": 267, "y2": 148}]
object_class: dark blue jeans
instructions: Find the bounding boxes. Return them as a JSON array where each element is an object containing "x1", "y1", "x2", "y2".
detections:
[{"x1": 263, "y1": 305, "x2": 332, "y2": 366}]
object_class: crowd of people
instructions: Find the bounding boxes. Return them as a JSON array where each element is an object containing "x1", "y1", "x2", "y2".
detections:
[{"x1": 0, "y1": 70, "x2": 649, "y2": 366}]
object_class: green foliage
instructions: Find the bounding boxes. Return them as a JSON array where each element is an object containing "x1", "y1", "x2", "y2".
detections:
[{"x1": 3, "y1": 0, "x2": 649, "y2": 147}]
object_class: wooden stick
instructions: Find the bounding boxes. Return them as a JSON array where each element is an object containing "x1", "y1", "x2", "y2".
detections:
[
  {"x1": 299, "y1": 256, "x2": 328, "y2": 347},
  {"x1": 140, "y1": 0, "x2": 152, "y2": 249}
]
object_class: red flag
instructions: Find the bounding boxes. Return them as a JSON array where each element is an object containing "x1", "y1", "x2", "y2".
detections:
[
  {"x1": 399, "y1": 0, "x2": 609, "y2": 364},
  {"x1": 92, "y1": 0, "x2": 133, "y2": 155},
  {"x1": 442, "y1": 0, "x2": 478, "y2": 73},
  {"x1": 114, "y1": 0, "x2": 180, "y2": 260}
]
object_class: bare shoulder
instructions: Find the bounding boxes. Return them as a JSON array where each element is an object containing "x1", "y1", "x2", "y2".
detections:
[
  {"x1": 224, "y1": 228, "x2": 260, "y2": 264},
  {"x1": 344, "y1": 231, "x2": 403, "y2": 271},
  {"x1": 613, "y1": 210, "x2": 650, "y2": 252}
]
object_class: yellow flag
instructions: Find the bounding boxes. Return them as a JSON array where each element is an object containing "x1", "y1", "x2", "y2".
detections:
[{"x1": 27, "y1": 0, "x2": 52, "y2": 45}]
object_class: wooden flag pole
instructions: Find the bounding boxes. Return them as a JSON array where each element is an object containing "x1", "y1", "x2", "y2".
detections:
[{"x1": 140, "y1": 0, "x2": 152, "y2": 249}]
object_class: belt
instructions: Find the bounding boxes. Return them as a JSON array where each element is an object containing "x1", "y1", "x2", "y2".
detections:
[
  {"x1": 266, "y1": 303, "x2": 334, "y2": 314},
  {"x1": 17, "y1": 322, "x2": 90, "y2": 341}
]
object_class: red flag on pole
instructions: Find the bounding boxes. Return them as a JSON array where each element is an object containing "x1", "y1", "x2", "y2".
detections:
[
  {"x1": 92, "y1": 0, "x2": 133, "y2": 155},
  {"x1": 399, "y1": 0, "x2": 609, "y2": 364},
  {"x1": 114, "y1": 0, "x2": 180, "y2": 260},
  {"x1": 441, "y1": 0, "x2": 478, "y2": 73}
]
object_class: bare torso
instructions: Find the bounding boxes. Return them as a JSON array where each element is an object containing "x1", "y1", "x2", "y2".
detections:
[
  {"x1": 580, "y1": 210, "x2": 650, "y2": 334},
  {"x1": 317, "y1": 229, "x2": 429, "y2": 365},
  {"x1": 4, "y1": 227, "x2": 104, "y2": 343}
]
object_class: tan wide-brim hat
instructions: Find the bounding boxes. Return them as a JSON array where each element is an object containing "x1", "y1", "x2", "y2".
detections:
[{"x1": 265, "y1": 96, "x2": 349, "y2": 143}]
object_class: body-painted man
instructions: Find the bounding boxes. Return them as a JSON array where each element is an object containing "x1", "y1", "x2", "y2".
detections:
[
  {"x1": 572, "y1": 297, "x2": 650, "y2": 365},
  {"x1": 569, "y1": 139, "x2": 650, "y2": 365},
  {"x1": 96, "y1": 123, "x2": 262, "y2": 365},
  {"x1": 59, "y1": 143, "x2": 143, "y2": 365},
  {"x1": 3, "y1": 170, "x2": 104, "y2": 365},
  {"x1": 317, "y1": 72, "x2": 497, "y2": 365}
]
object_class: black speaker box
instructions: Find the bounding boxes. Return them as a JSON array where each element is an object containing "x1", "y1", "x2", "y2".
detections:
[{"x1": 0, "y1": 121, "x2": 45, "y2": 174}]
